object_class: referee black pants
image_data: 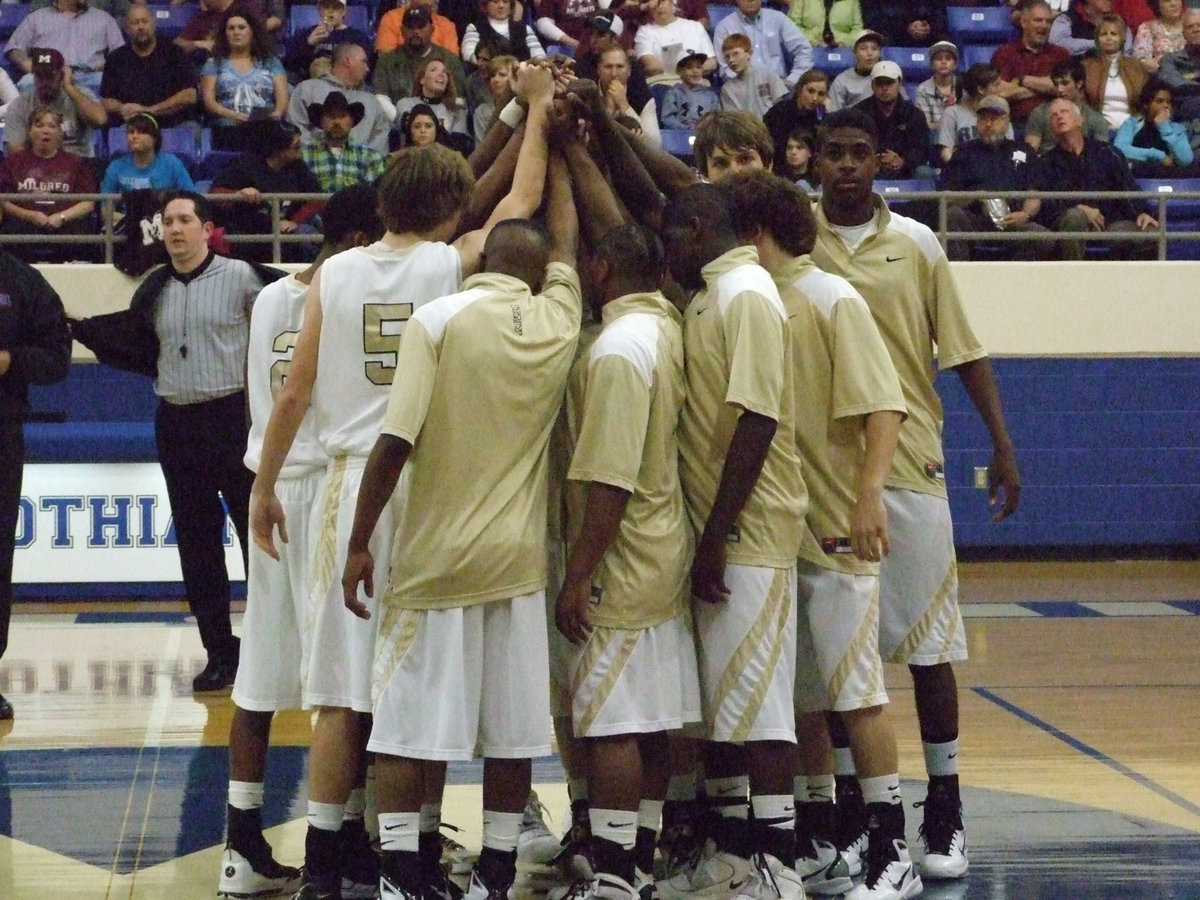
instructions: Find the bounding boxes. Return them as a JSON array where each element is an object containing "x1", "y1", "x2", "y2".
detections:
[
  {"x1": 0, "y1": 422, "x2": 23, "y2": 662},
  {"x1": 155, "y1": 392, "x2": 252, "y2": 662}
]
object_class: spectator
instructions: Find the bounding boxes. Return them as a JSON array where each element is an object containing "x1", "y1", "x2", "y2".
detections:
[
  {"x1": 712, "y1": 0, "x2": 813, "y2": 88},
  {"x1": 915, "y1": 40, "x2": 960, "y2": 134},
  {"x1": 1026, "y1": 97, "x2": 1158, "y2": 259},
  {"x1": 660, "y1": 51, "x2": 720, "y2": 129},
  {"x1": 1026, "y1": 57, "x2": 1113, "y2": 151},
  {"x1": 398, "y1": 101, "x2": 454, "y2": 146},
  {"x1": 937, "y1": 95, "x2": 1052, "y2": 260},
  {"x1": 377, "y1": 0, "x2": 461, "y2": 56},
  {"x1": 993, "y1": 0, "x2": 1072, "y2": 123},
  {"x1": 100, "y1": 4, "x2": 199, "y2": 129},
  {"x1": 5, "y1": 48, "x2": 106, "y2": 158},
  {"x1": 175, "y1": 0, "x2": 284, "y2": 62},
  {"x1": 720, "y1": 32, "x2": 788, "y2": 117},
  {"x1": 534, "y1": 0, "x2": 613, "y2": 53},
  {"x1": 828, "y1": 28, "x2": 883, "y2": 111},
  {"x1": 1083, "y1": 14, "x2": 1146, "y2": 128},
  {"x1": 1132, "y1": 0, "x2": 1185, "y2": 72},
  {"x1": 597, "y1": 45, "x2": 661, "y2": 145},
  {"x1": 0, "y1": 247, "x2": 71, "y2": 723},
  {"x1": 470, "y1": 53, "x2": 516, "y2": 139},
  {"x1": 301, "y1": 91, "x2": 389, "y2": 190},
  {"x1": 1051, "y1": 0, "x2": 1133, "y2": 56},
  {"x1": 101, "y1": 112, "x2": 196, "y2": 194},
  {"x1": 0, "y1": 106, "x2": 98, "y2": 263},
  {"x1": 288, "y1": 43, "x2": 390, "y2": 154},
  {"x1": 634, "y1": 0, "x2": 715, "y2": 77},
  {"x1": 938, "y1": 63, "x2": 1014, "y2": 164},
  {"x1": 851, "y1": 60, "x2": 930, "y2": 178},
  {"x1": 775, "y1": 125, "x2": 815, "y2": 187},
  {"x1": 764, "y1": 67, "x2": 827, "y2": 169},
  {"x1": 375, "y1": 5, "x2": 469, "y2": 105},
  {"x1": 1113, "y1": 77, "x2": 1195, "y2": 172},
  {"x1": 1155, "y1": 8, "x2": 1200, "y2": 125},
  {"x1": 393, "y1": 58, "x2": 470, "y2": 148},
  {"x1": 0, "y1": 70, "x2": 16, "y2": 124},
  {"x1": 283, "y1": 0, "x2": 373, "y2": 83},
  {"x1": 462, "y1": 0, "x2": 546, "y2": 65},
  {"x1": 787, "y1": 0, "x2": 863, "y2": 49},
  {"x1": 211, "y1": 121, "x2": 324, "y2": 262},
  {"x1": 572, "y1": 12, "x2": 637, "y2": 85},
  {"x1": 201, "y1": 8, "x2": 289, "y2": 151},
  {"x1": 863, "y1": 0, "x2": 949, "y2": 48},
  {"x1": 4, "y1": 0, "x2": 124, "y2": 95}
]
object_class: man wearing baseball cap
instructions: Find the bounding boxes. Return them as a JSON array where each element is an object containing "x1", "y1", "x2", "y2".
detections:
[
  {"x1": 4, "y1": 47, "x2": 107, "y2": 158},
  {"x1": 851, "y1": 59, "x2": 931, "y2": 178},
  {"x1": 374, "y1": 3, "x2": 467, "y2": 105},
  {"x1": 375, "y1": 0, "x2": 459, "y2": 56}
]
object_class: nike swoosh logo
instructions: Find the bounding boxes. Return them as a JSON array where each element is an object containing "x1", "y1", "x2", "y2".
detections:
[
  {"x1": 886, "y1": 785, "x2": 899, "y2": 792},
  {"x1": 886, "y1": 256, "x2": 905, "y2": 262},
  {"x1": 728, "y1": 877, "x2": 750, "y2": 891},
  {"x1": 783, "y1": 806, "x2": 795, "y2": 813},
  {"x1": 948, "y1": 752, "x2": 958, "y2": 759},
  {"x1": 383, "y1": 824, "x2": 403, "y2": 830},
  {"x1": 606, "y1": 821, "x2": 637, "y2": 829}
]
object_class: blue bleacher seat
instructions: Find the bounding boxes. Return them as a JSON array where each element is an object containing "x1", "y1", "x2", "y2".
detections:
[
  {"x1": 962, "y1": 44, "x2": 1002, "y2": 68},
  {"x1": 1136, "y1": 178, "x2": 1200, "y2": 260},
  {"x1": 948, "y1": 6, "x2": 1016, "y2": 45},
  {"x1": 0, "y1": 4, "x2": 26, "y2": 39},
  {"x1": 146, "y1": 3, "x2": 196, "y2": 39},
  {"x1": 649, "y1": 81, "x2": 671, "y2": 116},
  {"x1": 194, "y1": 149, "x2": 239, "y2": 181},
  {"x1": 875, "y1": 178, "x2": 935, "y2": 196},
  {"x1": 707, "y1": 3, "x2": 736, "y2": 33},
  {"x1": 660, "y1": 128, "x2": 695, "y2": 159},
  {"x1": 883, "y1": 46, "x2": 934, "y2": 82},
  {"x1": 812, "y1": 47, "x2": 853, "y2": 77},
  {"x1": 287, "y1": 4, "x2": 370, "y2": 37}
]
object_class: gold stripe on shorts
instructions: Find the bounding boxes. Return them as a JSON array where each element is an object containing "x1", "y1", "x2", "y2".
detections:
[
  {"x1": 714, "y1": 568, "x2": 792, "y2": 742},
  {"x1": 573, "y1": 628, "x2": 640, "y2": 736},
  {"x1": 889, "y1": 558, "x2": 958, "y2": 664},
  {"x1": 371, "y1": 604, "x2": 422, "y2": 705},
  {"x1": 301, "y1": 456, "x2": 348, "y2": 686},
  {"x1": 830, "y1": 580, "x2": 883, "y2": 702}
]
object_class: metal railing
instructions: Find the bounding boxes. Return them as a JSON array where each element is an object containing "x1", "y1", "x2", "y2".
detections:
[{"x1": 5, "y1": 188, "x2": 1200, "y2": 263}]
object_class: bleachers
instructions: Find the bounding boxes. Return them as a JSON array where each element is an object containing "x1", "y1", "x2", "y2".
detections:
[
  {"x1": 962, "y1": 43, "x2": 1002, "y2": 68},
  {"x1": 1137, "y1": 178, "x2": 1200, "y2": 260},
  {"x1": 106, "y1": 124, "x2": 205, "y2": 170},
  {"x1": 145, "y1": 3, "x2": 197, "y2": 39},
  {"x1": 948, "y1": 6, "x2": 1016, "y2": 46},
  {"x1": 812, "y1": 47, "x2": 853, "y2": 77},
  {"x1": 882, "y1": 46, "x2": 935, "y2": 82}
]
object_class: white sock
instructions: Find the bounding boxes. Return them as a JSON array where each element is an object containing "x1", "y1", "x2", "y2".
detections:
[
  {"x1": 860, "y1": 774, "x2": 903, "y2": 806},
  {"x1": 637, "y1": 799, "x2": 664, "y2": 832},
  {"x1": 482, "y1": 810, "x2": 523, "y2": 852},
  {"x1": 228, "y1": 780, "x2": 264, "y2": 811},
  {"x1": 800, "y1": 774, "x2": 835, "y2": 804},
  {"x1": 378, "y1": 811, "x2": 420, "y2": 853},
  {"x1": 923, "y1": 739, "x2": 960, "y2": 778},
  {"x1": 751, "y1": 794, "x2": 796, "y2": 829},
  {"x1": 832, "y1": 747, "x2": 856, "y2": 777},
  {"x1": 706, "y1": 775, "x2": 749, "y2": 818},
  {"x1": 344, "y1": 787, "x2": 366, "y2": 820},
  {"x1": 308, "y1": 801, "x2": 344, "y2": 832},
  {"x1": 590, "y1": 808, "x2": 637, "y2": 849}
]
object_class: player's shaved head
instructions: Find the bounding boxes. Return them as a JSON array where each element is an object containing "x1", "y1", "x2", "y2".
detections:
[
  {"x1": 483, "y1": 219, "x2": 551, "y2": 289},
  {"x1": 660, "y1": 183, "x2": 740, "y2": 290},
  {"x1": 593, "y1": 225, "x2": 665, "y2": 289}
]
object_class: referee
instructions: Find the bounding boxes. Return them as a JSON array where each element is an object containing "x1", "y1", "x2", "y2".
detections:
[{"x1": 153, "y1": 190, "x2": 267, "y2": 692}]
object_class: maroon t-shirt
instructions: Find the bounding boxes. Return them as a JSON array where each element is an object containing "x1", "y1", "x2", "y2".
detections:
[
  {"x1": 0, "y1": 149, "x2": 98, "y2": 214},
  {"x1": 991, "y1": 40, "x2": 1070, "y2": 122}
]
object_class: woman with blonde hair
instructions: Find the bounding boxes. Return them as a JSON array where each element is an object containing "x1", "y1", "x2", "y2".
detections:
[
  {"x1": 393, "y1": 58, "x2": 469, "y2": 148},
  {"x1": 1083, "y1": 14, "x2": 1147, "y2": 129}
]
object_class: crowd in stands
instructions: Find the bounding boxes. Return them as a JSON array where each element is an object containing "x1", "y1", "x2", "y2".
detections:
[{"x1": 0, "y1": 0, "x2": 1198, "y2": 264}]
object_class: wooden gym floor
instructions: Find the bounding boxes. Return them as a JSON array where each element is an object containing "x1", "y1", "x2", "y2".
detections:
[{"x1": 0, "y1": 560, "x2": 1197, "y2": 899}]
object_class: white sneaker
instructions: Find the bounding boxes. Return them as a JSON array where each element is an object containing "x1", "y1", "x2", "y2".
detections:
[
  {"x1": 380, "y1": 875, "x2": 419, "y2": 900},
  {"x1": 916, "y1": 797, "x2": 967, "y2": 880},
  {"x1": 550, "y1": 872, "x2": 640, "y2": 900},
  {"x1": 755, "y1": 854, "x2": 807, "y2": 900},
  {"x1": 793, "y1": 840, "x2": 852, "y2": 896},
  {"x1": 844, "y1": 840, "x2": 923, "y2": 900},
  {"x1": 463, "y1": 869, "x2": 514, "y2": 900},
  {"x1": 217, "y1": 844, "x2": 302, "y2": 898},
  {"x1": 633, "y1": 866, "x2": 658, "y2": 900},
  {"x1": 518, "y1": 790, "x2": 562, "y2": 865},
  {"x1": 656, "y1": 844, "x2": 758, "y2": 900}
]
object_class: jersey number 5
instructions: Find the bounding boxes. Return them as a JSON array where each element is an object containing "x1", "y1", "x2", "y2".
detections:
[{"x1": 363, "y1": 302, "x2": 414, "y2": 385}]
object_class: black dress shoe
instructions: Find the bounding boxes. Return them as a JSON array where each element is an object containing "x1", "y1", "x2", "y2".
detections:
[
  {"x1": 0, "y1": 693, "x2": 12, "y2": 720},
  {"x1": 192, "y1": 656, "x2": 237, "y2": 693}
]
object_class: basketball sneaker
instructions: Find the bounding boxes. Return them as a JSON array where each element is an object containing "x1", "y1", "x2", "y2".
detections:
[
  {"x1": 463, "y1": 867, "x2": 515, "y2": 900},
  {"x1": 914, "y1": 787, "x2": 967, "y2": 880},
  {"x1": 633, "y1": 866, "x2": 658, "y2": 900},
  {"x1": 217, "y1": 842, "x2": 302, "y2": 898},
  {"x1": 792, "y1": 839, "x2": 852, "y2": 896},
  {"x1": 441, "y1": 827, "x2": 476, "y2": 876},
  {"x1": 550, "y1": 872, "x2": 640, "y2": 900},
  {"x1": 656, "y1": 842, "x2": 758, "y2": 900},
  {"x1": 518, "y1": 790, "x2": 562, "y2": 865},
  {"x1": 340, "y1": 820, "x2": 381, "y2": 899},
  {"x1": 833, "y1": 793, "x2": 868, "y2": 879},
  {"x1": 379, "y1": 875, "x2": 417, "y2": 900},
  {"x1": 844, "y1": 839, "x2": 922, "y2": 900},
  {"x1": 754, "y1": 853, "x2": 807, "y2": 900}
]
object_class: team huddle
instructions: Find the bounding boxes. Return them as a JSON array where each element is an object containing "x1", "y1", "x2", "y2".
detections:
[{"x1": 220, "y1": 60, "x2": 1021, "y2": 900}]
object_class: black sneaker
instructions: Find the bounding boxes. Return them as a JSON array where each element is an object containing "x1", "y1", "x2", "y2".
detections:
[
  {"x1": 193, "y1": 654, "x2": 238, "y2": 692},
  {"x1": 340, "y1": 820, "x2": 380, "y2": 899},
  {"x1": 0, "y1": 692, "x2": 12, "y2": 720},
  {"x1": 293, "y1": 882, "x2": 342, "y2": 900},
  {"x1": 915, "y1": 790, "x2": 968, "y2": 880}
]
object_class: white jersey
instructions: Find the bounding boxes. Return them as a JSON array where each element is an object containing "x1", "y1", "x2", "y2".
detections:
[
  {"x1": 245, "y1": 273, "x2": 326, "y2": 478},
  {"x1": 310, "y1": 239, "x2": 463, "y2": 457}
]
